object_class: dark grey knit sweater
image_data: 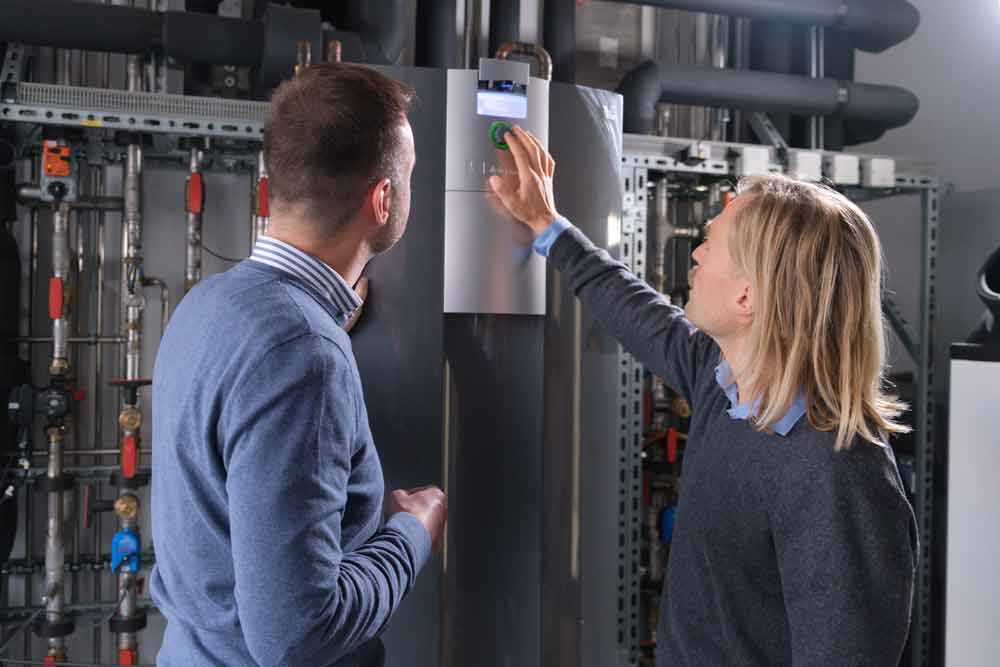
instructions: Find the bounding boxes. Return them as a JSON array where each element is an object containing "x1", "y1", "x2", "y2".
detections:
[{"x1": 549, "y1": 226, "x2": 918, "y2": 667}]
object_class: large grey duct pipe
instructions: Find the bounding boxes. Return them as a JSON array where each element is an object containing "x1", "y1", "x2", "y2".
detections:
[
  {"x1": 0, "y1": 0, "x2": 406, "y2": 89},
  {"x1": 617, "y1": 60, "x2": 918, "y2": 136},
  {"x1": 605, "y1": 0, "x2": 919, "y2": 53}
]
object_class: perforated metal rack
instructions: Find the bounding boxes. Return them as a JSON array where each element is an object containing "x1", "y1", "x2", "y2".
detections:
[{"x1": 2, "y1": 82, "x2": 266, "y2": 139}]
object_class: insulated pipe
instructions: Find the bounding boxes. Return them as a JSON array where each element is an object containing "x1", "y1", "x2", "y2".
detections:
[
  {"x1": 496, "y1": 42, "x2": 553, "y2": 81},
  {"x1": 184, "y1": 147, "x2": 204, "y2": 294},
  {"x1": 543, "y1": 0, "x2": 576, "y2": 83},
  {"x1": 0, "y1": 0, "x2": 262, "y2": 65},
  {"x1": 50, "y1": 202, "x2": 72, "y2": 377},
  {"x1": 603, "y1": 0, "x2": 919, "y2": 53},
  {"x1": 489, "y1": 0, "x2": 521, "y2": 57},
  {"x1": 415, "y1": 0, "x2": 460, "y2": 68},
  {"x1": 617, "y1": 60, "x2": 918, "y2": 136}
]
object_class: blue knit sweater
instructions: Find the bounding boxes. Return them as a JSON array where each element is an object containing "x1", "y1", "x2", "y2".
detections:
[{"x1": 150, "y1": 261, "x2": 430, "y2": 666}]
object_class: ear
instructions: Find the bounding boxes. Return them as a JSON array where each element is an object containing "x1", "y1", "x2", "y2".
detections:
[
  {"x1": 370, "y1": 177, "x2": 392, "y2": 227},
  {"x1": 736, "y1": 281, "x2": 754, "y2": 324}
]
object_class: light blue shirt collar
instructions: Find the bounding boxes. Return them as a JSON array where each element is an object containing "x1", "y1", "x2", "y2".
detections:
[
  {"x1": 249, "y1": 235, "x2": 362, "y2": 326},
  {"x1": 714, "y1": 360, "x2": 806, "y2": 436}
]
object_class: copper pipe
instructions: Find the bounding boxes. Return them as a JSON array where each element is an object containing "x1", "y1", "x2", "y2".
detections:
[{"x1": 495, "y1": 41, "x2": 553, "y2": 81}]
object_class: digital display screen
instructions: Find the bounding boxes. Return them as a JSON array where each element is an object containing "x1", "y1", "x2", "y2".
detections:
[{"x1": 477, "y1": 90, "x2": 528, "y2": 119}]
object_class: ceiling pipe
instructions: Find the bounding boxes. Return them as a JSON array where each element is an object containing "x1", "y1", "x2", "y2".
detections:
[
  {"x1": 0, "y1": 0, "x2": 408, "y2": 89},
  {"x1": 602, "y1": 0, "x2": 919, "y2": 53},
  {"x1": 617, "y1": 60, "x2": 918, "y2": 136}
]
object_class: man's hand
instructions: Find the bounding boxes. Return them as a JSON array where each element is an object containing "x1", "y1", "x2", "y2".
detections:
[
  {"x1": 488, "y1": 125, "x2": 560, "y2": 238},
  {"x1": 388, "y1": 486, "x2": 447, "y2": 554}
]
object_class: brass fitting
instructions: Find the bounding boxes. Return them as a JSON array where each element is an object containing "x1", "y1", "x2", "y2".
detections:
[
  {"x1": 119, "y1": 406, "x2": 142, "y2": 432},
  {"x1": 114, "y1": 494, "x2": 139, "y2": 521},
  {"x1": 49, "y1": 358, "x2": 70, "y2": 376}
]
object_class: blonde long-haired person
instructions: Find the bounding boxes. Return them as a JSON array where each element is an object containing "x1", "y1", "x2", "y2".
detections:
[{"x1": 490, "y1": 125, "x2": 918, "y2": 667}]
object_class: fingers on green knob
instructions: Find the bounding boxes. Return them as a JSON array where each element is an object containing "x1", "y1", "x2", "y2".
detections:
[{"x1": 490, "y1": 121, "x2": 512, "y2": 150}]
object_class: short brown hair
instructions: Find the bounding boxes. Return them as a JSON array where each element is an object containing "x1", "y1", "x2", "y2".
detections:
[{"x1": 264, "y1": 64, "x2": 414, "y2": 233}]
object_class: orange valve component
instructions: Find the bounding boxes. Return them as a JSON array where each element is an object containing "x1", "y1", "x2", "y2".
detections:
[
  {"x1": 122, "y1": 434, "x2": 138, "y2": 479},
  {"x1": 257, "y1": 176, "x2": 270, "y2": 217},
  {"x1": 186, "y1": 172, "x2": 204, "y2": 214},
  {"x1": 118, "y1": 648, "x2": 137, "y2": 665},
  {"x1": 43, "y1": 140, "x2": 71, "y2": 177},
  {"x1": 667, "y1": 427, "x2": 678, "y2": 465},
  {"x1": 48, "y1": 277, "x2": 64, "y2": 320}
]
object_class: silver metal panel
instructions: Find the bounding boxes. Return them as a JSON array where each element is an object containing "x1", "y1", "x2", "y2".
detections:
[
  {"x1": 945, "y1": 357, "x2": 1000, "y2": 667},
  {"x1": 542, "y1": 83, "x2": 627, "y2": 667},
  {"x1": 445, "y1": 70, "x2": 548, "y2": 192},
  {"x1": 443, "y1": 190, "x2": 545, "y2": 314},
  {"x1": 444, "y1": 69, "x2": 549, "y2": 314}
]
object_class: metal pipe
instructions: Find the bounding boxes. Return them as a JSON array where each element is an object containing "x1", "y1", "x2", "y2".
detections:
[
  {"x1": 252, "y1": 149, "x2": 269, "y2": 245},
  {"x1": 1, "y1": 600, "x2": 160, "y2": 622},
  {"x1": 602, "y1": 0, "x2": 919, "y2": 53},
  {"x1": 116, "y1": 52, "x2": 146, "y2": 663},
  {"x1": 22, "y1": 466, "x2": 150, "y2": 480},
  {"x1": 17, "y1": 185, "x2": 124, "y2": 210},
  {"x1": 44, "y1": 426, "x2": 67, "y2": 658},
  {"x1": 184, "y1": 146, "x2": 204, "y2": 294},
  {"x1": 10, "y1": 336, "x2": 126, "y2": 344},
  {"x1": 495, "y1": 42, "x2": 553, "y2": 81},
  {"x1": 2, "y1": 553, "x2": 156, "y2": 576},
  {"x1": 142, "y1": 276, "x2": 170, "y2": 336},
  {"x1": 809, "y1": 26, "x2": 826, "y2": 150},
  {"x1": 616, "y1": 60, "x2": 919, "y2": 136},
  {"x1": 2, "y1": 449, "x2": 153, "y2": 457},
  {"x1": 50, "y1": 201, "x2": 72, "y2": 376}
]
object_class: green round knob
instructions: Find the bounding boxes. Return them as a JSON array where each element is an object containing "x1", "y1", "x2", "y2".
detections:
[{"x1": 489, "y1": 121, "x2": 513, "y2": 150}]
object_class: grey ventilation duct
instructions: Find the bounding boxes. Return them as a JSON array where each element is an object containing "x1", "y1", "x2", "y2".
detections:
[{"x1": 604, "y1": 0, "x2": 919, "y2": 53}]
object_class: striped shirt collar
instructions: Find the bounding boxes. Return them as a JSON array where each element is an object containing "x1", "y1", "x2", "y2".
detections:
[{"x1": 249, "y1": 235, "x2": 362, "y2": 321}]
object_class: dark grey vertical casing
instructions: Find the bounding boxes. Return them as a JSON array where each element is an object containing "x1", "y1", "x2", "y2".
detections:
[
  {"x1": 542, "y1": 83, "x2": 626, "y2": 667},
  {"x1": 354, "y1": 67, "x2": 624, "y2": 667},
  {"x1": 353, "y1": 66, "x2": 447, "y2": 667}
]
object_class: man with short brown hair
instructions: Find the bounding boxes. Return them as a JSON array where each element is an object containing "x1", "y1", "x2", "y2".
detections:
[{"x1": 150, "y1": 64, "x2": 446, "y2": 667}]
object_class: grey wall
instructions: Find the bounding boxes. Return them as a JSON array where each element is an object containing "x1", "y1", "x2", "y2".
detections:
[{"x1": 854, "y1": 0, "x2": 1000, "y2": 395}]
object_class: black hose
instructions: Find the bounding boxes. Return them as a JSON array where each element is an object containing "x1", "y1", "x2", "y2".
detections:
[{"x1": 617, "y1": 60, "x2": 918, "y2": 136}]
